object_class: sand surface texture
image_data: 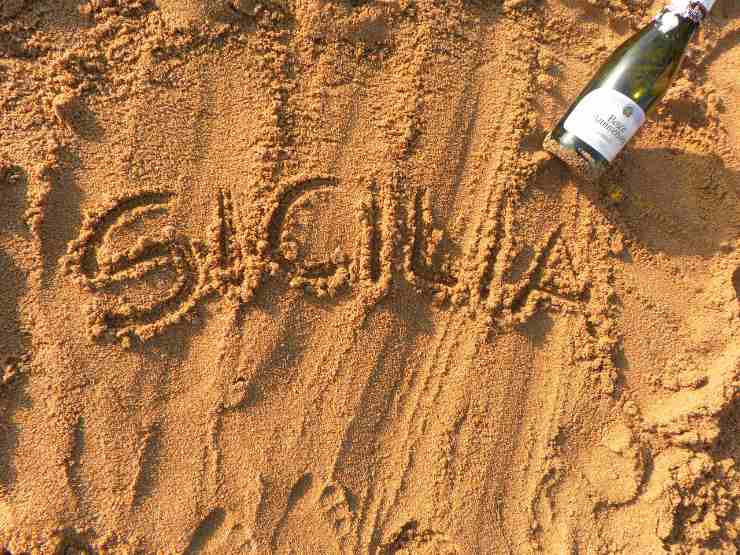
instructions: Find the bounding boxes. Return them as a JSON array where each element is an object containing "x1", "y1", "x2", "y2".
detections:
[{"x1": 0, "y1": 1, "x2": 738, "y2": 553}]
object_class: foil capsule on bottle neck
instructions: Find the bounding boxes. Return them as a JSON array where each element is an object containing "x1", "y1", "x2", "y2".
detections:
[{"x1": 666, "y1": 0, "x2": 716, "y2": 22}]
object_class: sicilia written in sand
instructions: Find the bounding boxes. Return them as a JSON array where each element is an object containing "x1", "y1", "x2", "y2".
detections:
[{"x1": 60, "y1": 174, "x2": 591, "y2": 348}]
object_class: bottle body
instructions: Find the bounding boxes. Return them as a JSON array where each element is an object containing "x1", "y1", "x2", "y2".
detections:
[{"x1": 543, "y1": 1, "x2": 713, "y2": 181}]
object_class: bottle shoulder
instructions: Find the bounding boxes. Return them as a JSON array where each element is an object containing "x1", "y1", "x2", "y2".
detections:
[{"x1": 579, "y1": 17, "x2": 695, "y2": 109}]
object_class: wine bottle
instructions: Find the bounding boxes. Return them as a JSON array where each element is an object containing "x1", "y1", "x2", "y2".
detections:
[{"x1": 543, "y1": 0, "x2": 716, "y2": 181}]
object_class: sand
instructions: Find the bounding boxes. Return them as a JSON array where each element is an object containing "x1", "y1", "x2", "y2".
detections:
[{"x1": 0, "y1": 0, "x2": 738, "y2": 553}]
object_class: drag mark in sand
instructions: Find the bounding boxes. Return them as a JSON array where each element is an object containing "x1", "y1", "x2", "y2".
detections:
[
  {"x1": 182, "y1": 507, "x2": 226, "y2": 555},
  {"x1": 381, "y1": 519, "x2": 461, "y2": 555},
  {"x1": 402, "y1": 187, "x2": 459, "y2": 301},
  {"x1": 263, "y1": 176, "x2": 350, "y2": 294},
  {"x1": 64, "y1": 173, "x2": 590, "y2": 350},
  {"x1": 65, "y1": 416, "x2": 85, "y2": 508},
  {"x1": 270, "y1": 472, "x2": 313, "y2": 550},
  {"x1": 64, "y1": 189, "x2": 212, "y2": 346},
  {"x1": 320, "y1": 482, "x2": 355, "y2": 541},
  {"x1": 129, "y1": 424, "x2": 161, "y2": 510},
  {"x1": 205, "y1": 188, "x2": 243, "y2": 302}
]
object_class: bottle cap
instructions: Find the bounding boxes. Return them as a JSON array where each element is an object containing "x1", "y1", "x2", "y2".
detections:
[
  {"x1": 666, "y1": 0, "x2": 715, "y2": 21},
  {"x1": 670, "y1": 0, "x2": 716, "y2": 9}
]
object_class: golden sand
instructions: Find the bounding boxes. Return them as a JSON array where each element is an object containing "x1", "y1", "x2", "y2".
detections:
[{"x1": 0, "y1": 1, "x2": 738, "y2": 553}]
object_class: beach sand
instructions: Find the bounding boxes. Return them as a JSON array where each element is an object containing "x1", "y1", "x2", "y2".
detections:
[{"x1": 0, "y1": 1, "x2": 738, "y2": 553}]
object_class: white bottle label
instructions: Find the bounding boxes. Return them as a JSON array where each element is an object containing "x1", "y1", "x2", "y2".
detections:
[{"x1": 563, "y1": 88, "x2": 646, "y2": 162}]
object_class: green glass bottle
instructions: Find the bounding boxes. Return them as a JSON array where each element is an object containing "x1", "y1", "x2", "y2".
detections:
[{"x1": 543, "y1": 0, "x2": 716, "y2": 181}]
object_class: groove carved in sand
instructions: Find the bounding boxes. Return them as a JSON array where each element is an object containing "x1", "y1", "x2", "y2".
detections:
[
  {"x1": 402, "y1": 183, "x2": 586, "y2": 328},
  {"x1": 66, "y1": 175, "x2": 591, "y2": 346},
  {"x1": 64, "y1": 189, "x2": 212, "y2": 346}
]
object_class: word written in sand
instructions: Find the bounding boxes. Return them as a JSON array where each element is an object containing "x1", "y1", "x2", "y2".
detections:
[{"x1": 64, "y1": 176, "x2": 587, "y2": 347}]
